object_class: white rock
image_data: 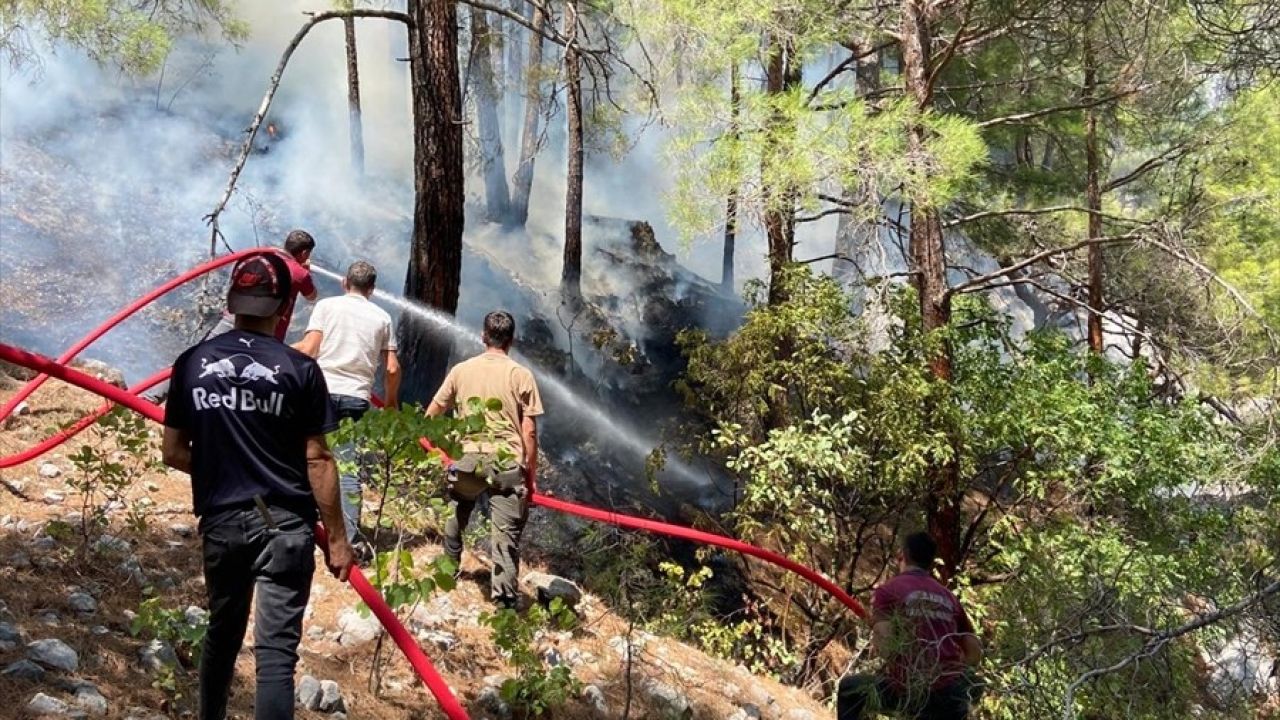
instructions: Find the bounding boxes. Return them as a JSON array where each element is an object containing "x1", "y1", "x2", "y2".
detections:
[
  {"x1": 296, "y1": 674, "x2": 322, "y2": 710},
  {"x1": 183, "y1": 606, "x2": 208, "y2": 626},
  {"x1": 643, "y1": 680, "x2": 691, "y2": 718},
  {"x1": 27, "y1": 692, "x2": 77, "y2": 717},
  {"x1": 582, "y1": 684, "x2": 608, "y2": 713},
  {"x1": 67, "y1": 593, "x2": 97, "y2": 614},
  {"x1": 139, "y1": 639, "x2": 177, "y2": 671},
  {"x1": 73, "y1": 686, "x2": 107, "y2": 716},
  {"x1": 27, "y1": 638, "x2": 79, "y2": 672},
  {"x1": 38, "y1": 463, "x2": 61, "y2": 479},
  {"x1": 318, "y1": 680, "x2": 345, "y2": 713},
  {"x1": 42, "y1": 490, "x2": 65, "y2": 505},
  {"x1": 522, "y1": 571, "x2": 584, "y2": 607},
  {"x1": 336, "y1": 608, "x2": 382, "y2": 647}
]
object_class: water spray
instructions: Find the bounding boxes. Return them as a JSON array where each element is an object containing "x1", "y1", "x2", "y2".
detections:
[
  {"x1": 310, "y1": 264, "x2": 710, "y2": 489},
  {"x1": 0, "y1": 256, "x2": 868, "y2": 719}
]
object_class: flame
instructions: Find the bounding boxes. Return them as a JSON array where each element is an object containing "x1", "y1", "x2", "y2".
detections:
[{"x1": 266, "y1": 123, "x2": 278, "y2": 139}]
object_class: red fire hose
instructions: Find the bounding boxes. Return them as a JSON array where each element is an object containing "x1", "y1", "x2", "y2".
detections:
[
  {"x1": 417, "y1": 439, "x2": 869, "y2": 620},
  {"x1": 0, "y1": 252, "x2": 867, "y2": 718},
  {"x1": 0, "y1": 248, "x2": 267, "y2": 424},
  {"x1": 0, "y1": 342, "x2": 471, "y2": 720},
  {"x1": 0, "y1": 368, "x2": 169, "y2": 469}
]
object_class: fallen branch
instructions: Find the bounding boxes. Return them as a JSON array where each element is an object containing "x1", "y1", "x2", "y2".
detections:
[{"x1": 204, "y1": 9, "x2": 413, "y2": 257}]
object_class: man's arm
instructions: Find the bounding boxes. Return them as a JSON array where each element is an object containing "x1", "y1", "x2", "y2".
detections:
[
  {"x1": 306, "y1": 434, "x2": 354, "y2": 580},
  {"x1": 161, "y1": 428, "x2": 192, "y2": 474},
  {"x1": 869, "y1": 619, "x2": 894, "y2": 658},
  {"x1": 382, "y1": 349, "x2": 401, "y2": 409},
  {"x1": 293, "y1": 330, "x2": 322, "y2": 358},
  {"x1": 521, "y1": 416, "x2": 538, "y2": 492}
]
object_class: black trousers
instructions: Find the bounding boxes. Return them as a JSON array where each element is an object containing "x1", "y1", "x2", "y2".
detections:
[
  {"x1": 837, "y1": 674, "x2": 973, "y2": 720},
  {"x1": 198, "y1": 504, "x2": 315, "y2": 720}
]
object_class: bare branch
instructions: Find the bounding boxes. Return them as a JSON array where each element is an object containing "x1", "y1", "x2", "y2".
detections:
[
  {"x1": 943, "y1": 205, "x2": 1146, "y2": 229},
  {"x1": 946, "y1": 235, "x2": 1143, "y2": 298},
  {"x1": 1062, "y1": 576, "x2": 1280, "y2": 720},
  {"x1": 978, "y1": 88, "x2": 1146, "y2": 129},
  {"x1": 204, "y1": 9, "x2": 412, "y2": 257},
  {"x1": 1101, "y1": 140, "x2": 1205, "y2": 193}
]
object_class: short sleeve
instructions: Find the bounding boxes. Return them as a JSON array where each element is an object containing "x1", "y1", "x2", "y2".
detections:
[
  {"x1": 383, "y1": 314, "x2": 397, "y2": 352},
  {"x1": 432, "y1": 367, "x2": 458, "y2": 411},
  {"x1": 516, "y1": 368, "x2": 544, "y2": 418},
  {"x1": 295, "y1": 267, "x2": 316, "y2": 299},
  {"x1": 299, "y1": 360, "x2": 338, "y2": 436},
  {"x1": 871, "y1": 583, "x2": 897, "y2": 623},
  {"x1": 305, "y1": 299, "x2": 328, "y2": 334},
  {"x1": 163, "y1": 354, "x2": 192, "y2": 430}
]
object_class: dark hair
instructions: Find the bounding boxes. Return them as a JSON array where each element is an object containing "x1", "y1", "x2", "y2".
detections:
[
  {"x1": 482, "y1": 311, "x2": 516, "y2": 349},
  {"x1": 283, "y1": 229, "x2": 316, "y2": 258},
  {"x1": 345, "y1": 261, "x2": 377, "y2": 293},
  {"x1": 902, "y1": 531, "x2": 937, "y2": 569}
]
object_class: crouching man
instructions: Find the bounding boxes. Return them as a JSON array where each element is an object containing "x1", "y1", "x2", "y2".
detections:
[
  {"x1": 161, "y1": 252, "x2": 354, "y2": 720},
  {"x1": 837, "y1": 532, "x2": 983, "y2": 720}
]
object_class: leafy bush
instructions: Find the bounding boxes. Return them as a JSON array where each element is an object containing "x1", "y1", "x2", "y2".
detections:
[
  {"x1": 480, "y1": 598, "x2": 582, "y2": 718},
  {"x1": 679, "y1": 267, "x2": 1278, "y2": 715},
  {"x1": 67, "y1": 407, "x2": 162, "y2": 544}
]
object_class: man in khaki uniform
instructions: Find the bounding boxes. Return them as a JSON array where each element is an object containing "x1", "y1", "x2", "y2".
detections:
[{"x1": 426, "y1": 311, "x2": 543, "y2": 608}]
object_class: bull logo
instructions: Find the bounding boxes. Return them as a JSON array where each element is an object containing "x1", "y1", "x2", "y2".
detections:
[
  {"x1": 240, "y1": 361, "x2": 280, "y2": 384},
  {"x1": 197, "y1": 354, "x2": 279, "y2": 386},
  {"x1": 199, "y1": 357, "x2": 239, "y2": 380}
]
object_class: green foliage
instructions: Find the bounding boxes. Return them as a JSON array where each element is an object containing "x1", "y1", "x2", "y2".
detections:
[
  {"x1": 480, "y1": 599, "x2": 582, "y2": 717},
  {"x1": 366, "y1": 548, "x2": 457, "y2": 612},
  {"x1": 0, "y1": 0, "x2": 246, "y2": 74},
  {"x1": 67, "y1": 407, "x2": 162, "y2": 544},
  {"x1": 681, "y1": 267, "x2": 1276, "y2": 716},
  {"x1": 130, "y1": 595, "x2": 207, "y2": 667}
]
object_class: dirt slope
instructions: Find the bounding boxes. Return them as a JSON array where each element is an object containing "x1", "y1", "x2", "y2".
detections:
[{"x1": 0, "y1": 381, "x2": 830, "y2": 720}]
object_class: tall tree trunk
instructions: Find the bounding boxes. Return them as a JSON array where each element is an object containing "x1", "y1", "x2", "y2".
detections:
[
  {"x1": 398, "y1": 0, "x2": 464, "y2": 401},
  {"x1": 902, "y1": 0, "x2": 962, "y2": 581},
  {"x1": 722, "y1": 63, "x2": 740, "y2": 292},
  {"x1": 763, "y1": 35, "x2": 801, "y2": 306},
  {"x1": 561, "y1": 0, "x2": 584, "y2": 304},
  {"x1": 509, "y1": 3, "x2": 547, "y2": 228},
  {"x1": 471, "y1": 6, "x2": 512, "y2": 222},
  {"x1": 343, "y1": 16, "x2": 365, "y2": 175},
  {"x1": 1084, "y1": 33, "x2": 1105, "y2": 355},
  {"x1": 833, "y1": 42, "x2": 882, "y2": 285}
]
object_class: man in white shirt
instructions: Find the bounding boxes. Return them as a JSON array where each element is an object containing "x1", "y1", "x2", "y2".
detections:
[{"x1": 294, "y1": 261, "x2": 400, "y2": 556}]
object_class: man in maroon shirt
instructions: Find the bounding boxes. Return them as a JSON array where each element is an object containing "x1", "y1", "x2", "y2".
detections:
[
  {"x1": 273, "y1": 230, "x2": 318, "y2": 339},
  {"x1": 837, "y1": 532, "x2": 983, "y2": 719}
]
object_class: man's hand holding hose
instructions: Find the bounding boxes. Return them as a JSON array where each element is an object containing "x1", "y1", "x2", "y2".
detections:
[{"x1": 306, "y1": 434, "x2": 356, "y2": 581}]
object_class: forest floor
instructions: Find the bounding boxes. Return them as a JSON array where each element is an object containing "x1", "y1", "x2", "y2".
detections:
[{"x1": 0, "y1": 378, "x2": 831, "y2": 720}]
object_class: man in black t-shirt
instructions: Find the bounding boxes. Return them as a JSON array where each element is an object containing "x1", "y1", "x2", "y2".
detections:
[{"x1": 162, "y1": 252, "x2": 354, "y2": 720}]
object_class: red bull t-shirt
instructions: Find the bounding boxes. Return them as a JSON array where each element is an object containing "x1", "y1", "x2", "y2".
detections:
[
  {"x1": 873, "y1": 569, "x2": 975, "y2": 690},
  {"x1": 164, "y1": 329, "x2": 337, "y2": 520}
]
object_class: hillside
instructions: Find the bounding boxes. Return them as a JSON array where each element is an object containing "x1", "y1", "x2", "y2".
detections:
[{"x1": 0, "y1": 378, "x2": 832, "y2": 719}]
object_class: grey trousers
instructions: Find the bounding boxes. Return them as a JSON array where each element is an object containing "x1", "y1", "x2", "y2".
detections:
[{"x1": 442, "y1": 485, "x2": 528, "y2": 604}]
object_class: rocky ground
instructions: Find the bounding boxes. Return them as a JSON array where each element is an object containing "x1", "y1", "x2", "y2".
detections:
[{"x1": 0, "y1": 378, "x2": 831, "y2": 719}]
